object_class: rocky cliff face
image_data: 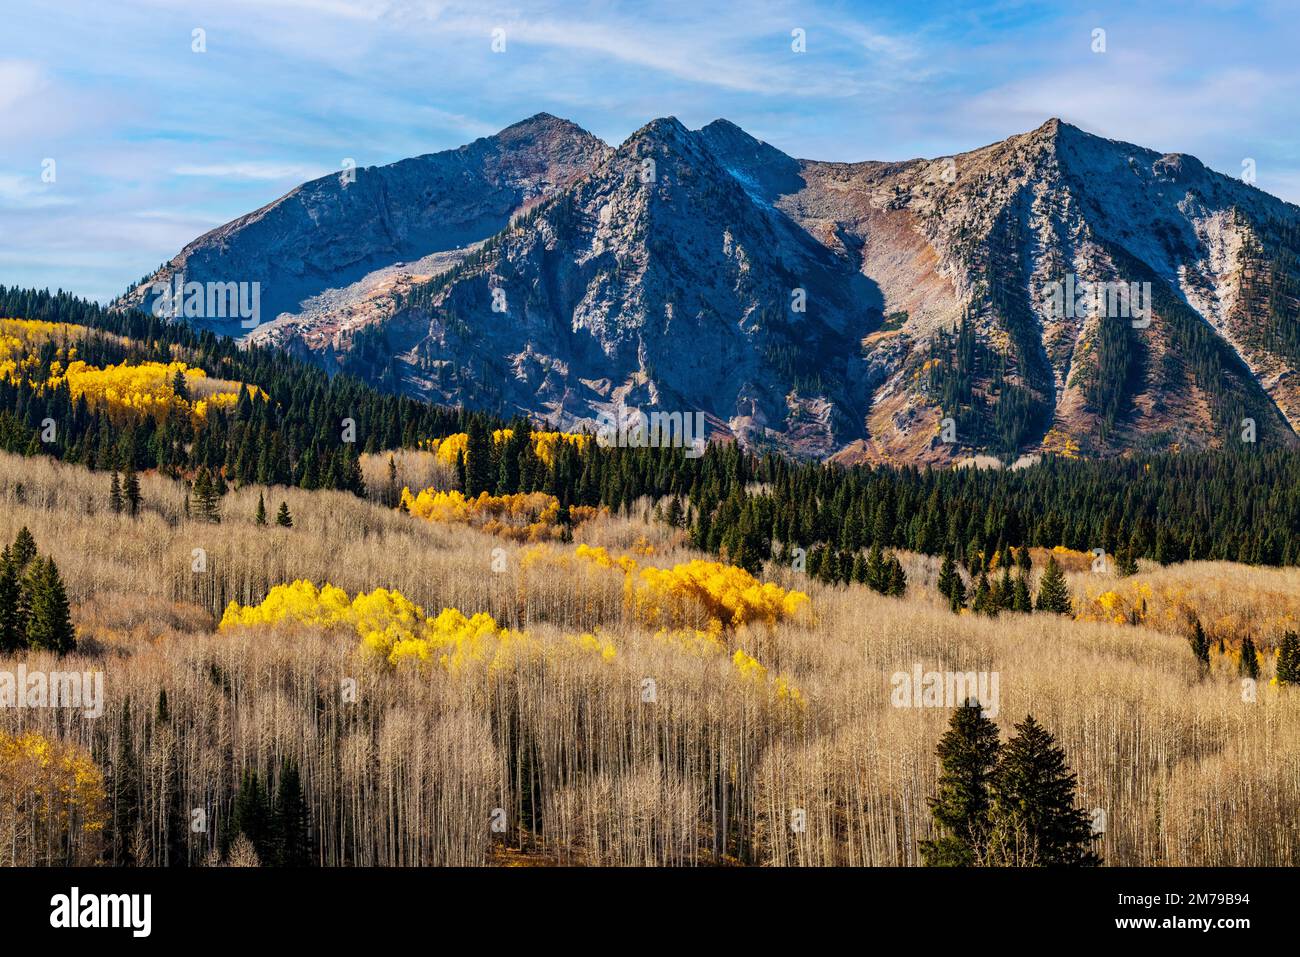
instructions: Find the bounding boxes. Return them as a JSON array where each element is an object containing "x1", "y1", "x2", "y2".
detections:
[
  {"x1": 128, "y1": 115, "x2": 1300, "y2": 461},
  {"x1": 119, "y1": 113, "x2": 610, "y2": 335}
]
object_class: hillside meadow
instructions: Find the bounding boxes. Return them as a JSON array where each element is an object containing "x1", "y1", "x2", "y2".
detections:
[{"x1": 0, "y1": 450, "x2": 1297, "y2": 866}]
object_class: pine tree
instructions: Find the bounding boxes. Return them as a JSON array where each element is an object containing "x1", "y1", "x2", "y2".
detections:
[
  {"x1": 851, "y1": 552, "x2": 869, "y2": 585},
  {"x1": 1034, "y1": 556, "x2": 1072, "y2": 614},
  {"x1": 988, "y1": 715, "x2": 1100, "y2": 866},
  {"x1": 1189, "y1": 618, "x2": 1210, "y2": 674},
  {"x1": 385, "y1": 454, "x2": 399, "y2": 508},
  {"x1": 1016, "y1": 546, "x2": 1032, "y2": 575},
  {"x1": 972, "y1": 572, "x2": 995, "y2": 616},
  {"x1": 273, "y1": 759, "x2": 312, "y2": 867},
  {"x1": 109, "y1": 470, "x2": 124, "y2": 514},
  {"x1": 665, "y1": 495, "x2": 684, "y2": 528},
  {"x1": 255, "y1": 492, "x2": 267, "y2": 526},
  {"x1": 1115, "y1": 546, "x2": 1139, "y2": 577},
  {"x1": 122, "y1": 465, "x2": 141, "y2": 516},
  {"x1": 454, "y1": 450, "x2": 467, "y2": 493},
  {"x1": 1012, "y1": 575, "x2": 1033, "y2": 613},
  {"x1": 938, "y1": 552, "x2": 961, "y2": 608},
  {"x1": 109, "y1": 698, "x2": 142, "y2": 866},
  {"x1": 991, "y1": 563, "x2": 1010, "y2": 610},
  {"x1": 276, "y1": 502, "x2": 293, "y2": 528},
  {"x1": 465, "y1": 418, "x2": 495, "y2": 497},
  {"x1": 886, "y1": 554, "x2": 907, "y2": 596},
  {"x1": 0, "y1": 547, "x2": 22, "y2": 652},
  {"x1": 25, "y1": 557, "x2": 76, "y2": 655},
  {"x1": 191, "y1": 468, "x2": 221, "y2": 524},
  {"x1": 1239, "y1": 636, "x2": 1260, "y2": 680},
  {"x1": 866, "y1": 542, "x2": 885, "y2": 593},
  {"x1": 11, "y1": 527, "x2": 36, "y2": 569},
  {"x1": 920, "y1": 701, "x2": 1002, "y2": 866},
  {"x1": 231, "y1": 768, "x2": 272, "y2": 863},
  {"x1": 949, "y1": 567, "x2": 967, "y2": 613},
  {"x1": 1276, "y1": 631, "x2": 1300, "y2": 686}
]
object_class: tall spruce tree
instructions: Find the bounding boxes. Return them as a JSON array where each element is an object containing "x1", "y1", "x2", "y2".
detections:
[
  {"x1": 1034, "y1": 556, "x2": 1072, "y2": 614},
  {"x1": 231, "y1": 768, "x2": 273, "y2": 863},
  {"x1": 988, "y1": 715, "x2": 1100, "y2": 866},
  {"x1": 886, "y1": 554, "x2": 907, "y2": 597},
  {"x1": 25, "y1": 557, "x2": 76, "y2": 654},
  {"x1": 1239, "y1": 636, "x2": 1260, "y2": 679},
  {"x1": 921, "y1": 701, "x2": 1002, "y2": 866},
  {"x1": 0, "y1": 546, "x2": 21, "y2": 652},
  {"x1": 109, "y1": 698, "x2": 142, "y2": 866},
  {"x1": 273, "y1": 759, "x2": 312, "y2": 867},
  {"x1": 109, "y1": 470, "x2": 124, "y2": 514},
  {"x1": 465, "y1": 419, "x2": 495, "y2": 497},
  {"x1": 938, "y1": 551, "x2": 963, "y2": 610},
  {"x1": 1011, "y1": 575, "x2": 1033, "y2": 613},
  {"x1": 122, "y1": 465, "x2": 141, "y2": 516},
  {"x1": 972, "y1": 572, "x2": 995, "y2": 616},
  {"x1": 191, "y1": 468, "x2": 221, "y2": 524},
  {"x1": 1190, "y1": 618, "x2": 1211, "y2": 674},
  {"x1": 1277, "y1": 631, "x2": 1300, "y2": 685},
  {"x1": 11, "y1": 527, "x2": 36, "y2": 569}
]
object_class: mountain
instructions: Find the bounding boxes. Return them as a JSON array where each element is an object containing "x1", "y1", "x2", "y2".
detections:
[
  {"x1": 124, "y1": 115, "x2": 1300, "y2": 461},
  {"x1": 119, "y1": 113, "x2": 610, "y2": 334}
]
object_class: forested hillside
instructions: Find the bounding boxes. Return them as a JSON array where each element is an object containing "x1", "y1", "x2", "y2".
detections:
[{"x1": 2, "y1": 287, "x2": 1297, "y2": 581}]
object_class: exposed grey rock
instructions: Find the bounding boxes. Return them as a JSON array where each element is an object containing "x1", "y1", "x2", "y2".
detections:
[{"x1": 129, "y1": 114, "x2": 1300, "y2": 461}]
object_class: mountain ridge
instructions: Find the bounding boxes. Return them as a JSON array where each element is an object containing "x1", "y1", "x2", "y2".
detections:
[{"x1": 120, "y1": 114, "x2": 1300, "y2": 462}]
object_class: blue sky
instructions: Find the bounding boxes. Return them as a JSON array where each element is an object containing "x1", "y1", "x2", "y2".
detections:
[{"x1": 3, "y1": 0, "x2": 1298, "y2": 302}]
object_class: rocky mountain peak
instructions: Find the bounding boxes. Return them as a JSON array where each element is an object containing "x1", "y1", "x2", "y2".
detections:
[{"x1": 131, "y1": 116, "x2": 1300, "y2": 463}]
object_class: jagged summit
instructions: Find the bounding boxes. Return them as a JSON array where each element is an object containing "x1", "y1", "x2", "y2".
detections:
[{"x1": 125, "y1": 116, "x2": 1300, "y2": 462}]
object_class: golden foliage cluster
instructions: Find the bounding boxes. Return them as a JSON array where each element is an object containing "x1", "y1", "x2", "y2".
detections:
[
  {"x1": 219, "y1": 579, "x2": 613, "y2": 673},
  {"x1": 420, "y1": 428, "x2": 589, "y2": 467},
  {"x1": 571, "y1": 544, "x2": 811, "y2": 629},
  {"x1": 0, "y1": 318, "x2": 262, "y2": 424},
  {"x1": 400, "y1": 487, "x2": 601, "y2": 541},
  {"x1": 0, "y1": 729, "x2": 106, "y2": 865}
]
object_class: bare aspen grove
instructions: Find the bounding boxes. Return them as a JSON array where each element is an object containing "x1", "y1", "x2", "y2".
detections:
[{"x1": 1, "y1": 449, "x2": 1297, "y2": 868}]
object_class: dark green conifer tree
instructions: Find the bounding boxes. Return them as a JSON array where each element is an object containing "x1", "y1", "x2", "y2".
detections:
[
  {"x1": 1012, "y1": 575, "x2": 1033, "y2": 613},
  {"x1": 921, "y1": 701, "x2": 1002, "y2": 866},
  {"x1": 1189, "y1": 618, "x2": 1211, "y2": 674},
  {"x1": 231, "y1": 768, "x2": 273, "y2": 863},
  {"x1": 1239, "y1": 636, "x2": 1260, "y2": 680},
  {"x1": 1276, "y1": 631, "x2": 1300, "y2": 685},
  {"x1": 123, "y1": 464, "x2": 141, "y2": 515},
  {"x1": 273, "y1": 759, "x2": 312, "y2": 867},
  {"x1": 0, "y1": 546, "x2": 22, "y2": 652},
  {"x1": 109, "y1": 470, "x2": 124, "y2": 514},
  {"x1": 988, "y1": 715, "x2": 1101, "y2": 866},
  {"x1": 1034, "y1": 556, "x2": 1072, "y2": 614},
  {"x1": 191, "y1": 468, "x2": 221, "y2": 524},
  {"x1": 465, "y1": 418, "x2": 495, "y2": 497},
  {"x1": 25, "y1": 557, "x2": 76, "y2": 654}
]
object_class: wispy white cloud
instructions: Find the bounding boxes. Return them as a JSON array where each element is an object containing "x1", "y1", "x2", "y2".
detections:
[
  {"x1": 0, "y1": 60, "x2": 47, "y2": 111},
  {"x1": 173, "y1": 161, "x2": 329, "y2": 181},
  {"x1": 0, "y1": 173, "x2": 73, "y2": 210}
]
